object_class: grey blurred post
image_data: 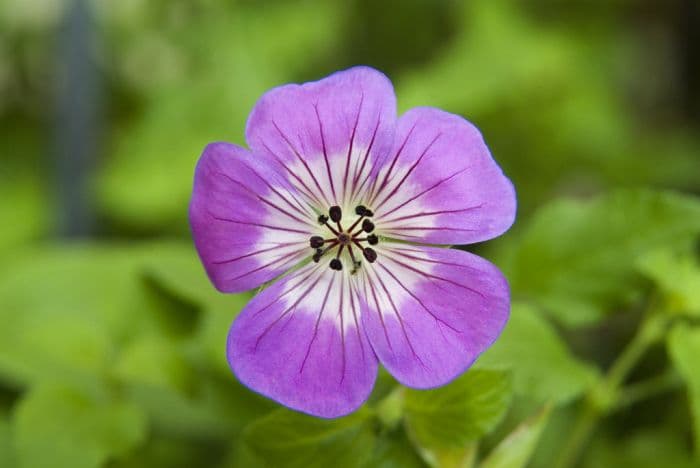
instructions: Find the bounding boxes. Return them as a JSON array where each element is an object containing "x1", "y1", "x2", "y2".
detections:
[{"x1": 54, "y1": 0, "x2": 101, "y2": 237}]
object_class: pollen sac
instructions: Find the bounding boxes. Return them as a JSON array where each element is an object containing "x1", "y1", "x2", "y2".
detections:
[
  {"x1": 312, "y1": 249, "x2": 323, "y2": 263},
  {"x1": 355, "y1": 205, "x2": 368, "y2": 216},
  {"x1": 329, "y1": 205, "x2": 342, "y2": 223},
  {"x1": 317, "y1": 214, "x2": 329, "y2": 225},
  {"x1": 367, "y1": 234, "x2": 379, "y2": 245},
  {"x1": 329, "y1": 258, "x2": 343, "y2": 270},
  {"x1": 363, "y1": 247, "x2": 377, "y2": 263},
  {"x1": 361, "y1": 219, "x2": 375, "y2": 233},
  {"x1": 309, "y1": 236, "x2": 324, "y2": 248}
]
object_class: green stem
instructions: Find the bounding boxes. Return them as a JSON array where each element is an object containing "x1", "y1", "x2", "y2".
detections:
[
  {"x1": 616, "y1": 370, "x2": 682, "y2": 410},
  {"x1": 554, "y1": 314, "x2": 666, "y2": 468}
]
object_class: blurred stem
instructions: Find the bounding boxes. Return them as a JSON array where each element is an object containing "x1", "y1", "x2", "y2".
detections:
[
  {"x1": 616, "y1": 370, "x2": 682, "y2": 410},
  {"x1": 554, "y1": 313, "x2": 666, "y2": 468}
]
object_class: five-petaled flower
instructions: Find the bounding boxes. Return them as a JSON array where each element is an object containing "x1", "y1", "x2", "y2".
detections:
[{"x1": 189, "y1": 67, "x2": 516, "y2": 418}]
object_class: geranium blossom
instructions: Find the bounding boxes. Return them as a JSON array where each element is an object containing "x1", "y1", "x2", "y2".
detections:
[{"x1": 189, "y1": 66, "x2": 516, "y2": 418}]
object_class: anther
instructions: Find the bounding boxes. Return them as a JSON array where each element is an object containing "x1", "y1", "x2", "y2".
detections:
[
  {"x1": 363, "y1": 247, "x2": 377, "y2": 263},
  {"x1": 312, "y1": 249, "x2": 323, "y2": 263},
  {"x1": 330, "y1": 258, "x2": 343, "y2": 270},
  {"x1": 309, "y1": 236, "x2": 324, "y2": 248},
  {"x1": 367, "y1": 234, "x2": 379, "y2": 245},
  {"x1": 361, "y1": 219, "x2": 375, "y2": 233},
  {"x1": 317, "y1": 214, "x2": 329, "y2": 225},
  {"x1": 355, "y1": 205, "x2": 368, "y2": 216},
  {"x1": 329, "y1": 206, "x2": 342, "y2": 223}
]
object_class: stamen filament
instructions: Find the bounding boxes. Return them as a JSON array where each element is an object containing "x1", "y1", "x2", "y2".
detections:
[
  {"x1": 323, "y1": 221, "x2": 340, "y2": 236},
  {"x1": 346, "y1": 215, "x2": 366, "y2": 233}
]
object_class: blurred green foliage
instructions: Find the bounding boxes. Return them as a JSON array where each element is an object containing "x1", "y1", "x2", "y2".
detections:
[{"x1": 1, "y1": 0, "x2": 699, "y2": 467}]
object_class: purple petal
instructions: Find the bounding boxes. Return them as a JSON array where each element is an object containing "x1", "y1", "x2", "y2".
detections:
[
  {"x1": 359, "y1": 245, "x2": 509, "y2": 388},
  {"x1": 369, "y1": 108, "x2": 516, "y2": 245},
  {"x1": 228, "y1": 262, "x2": 378, "y2": 418},
  {"x1": 245, "y1": 66, "x2": 397, "y2": 208},
  {"x1": 189, "y1": 142, "x2": 314, "y2": 293}
]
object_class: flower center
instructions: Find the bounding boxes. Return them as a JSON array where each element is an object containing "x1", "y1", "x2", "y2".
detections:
[{"x1": 308, "y1": 205, "x2": 379, "y2": 273}]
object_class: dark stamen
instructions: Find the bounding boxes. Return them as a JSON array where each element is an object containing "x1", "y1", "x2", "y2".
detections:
[
  {"x1": 329, "y1": 205, "x2": 342, "y2": 223},
  {"x1": 348, "y1": 206, "x2": 373, "y2": 233},
  {"x1": 309, "y1": 236, "x2": 324, "y2": 248},
  {"x1": 315, "y1": 204, "x2": 380, "y2": 272}
]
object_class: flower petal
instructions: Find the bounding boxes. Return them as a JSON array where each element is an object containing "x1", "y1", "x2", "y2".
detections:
[
  {"x1": 189, "y1": 142, "x2": 314, "y2": 293},
  {"x1": 359, "y1": 245, "x2": 509, "y2": 388},
  {"x1": 228, "y1": 262, "x2": 378, "y2": 418},
  {"x1": 369, "y1": 108, "x2": 516, "y2": 244},
  {"x1": 245, "y1": 66, "x2": 397, "y2": 208}
]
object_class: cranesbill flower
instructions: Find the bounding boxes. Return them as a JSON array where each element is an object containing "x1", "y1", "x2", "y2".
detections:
[{"x1": 189, "y1": 66, "x2": 516, "y2": 418}]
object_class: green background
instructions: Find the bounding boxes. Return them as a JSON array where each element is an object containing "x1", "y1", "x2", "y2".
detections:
[{"x1": 1, "y1": 0, "x2": 699, "y2": 467}]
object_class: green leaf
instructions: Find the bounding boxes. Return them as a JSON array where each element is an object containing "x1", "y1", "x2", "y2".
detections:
[
  {"x1": 502, "y1": 189, "x2": 700, "y2": 326},
  {"x1": 241, "y1": 408, "x2": 376, "y2": 468},
  {"x1": 583, "y1": 427, "x2": 697, "y2": 468},
  {"x1": 637, "y1": 248, "x2": 700, "y2": 317},
  {"x1": 113, "y1": 336, "x2": 193, "y2": 394},
  {"x1": 12, "y1": 383, "x2": 147, "y2": 468},
  {"x1": 97, "y1": 1, "x2": 342, "y2": 230},
  {"x1": 370, "y1": 430, "x2": 427, "y2": 468},
  {"x1": 110, "y1": 434, "x2": 224, "y2": 468},
  {"x1": 0, "y1": 245, "x2": 181, "y2": 387},
  {"x1": 479, "y1": 405, "x2": 551, "y2": 468},
  {"x1": 477, "y1": 303, "x2": 599, "y2": 404},
  {"x1": 667, "y1": 323, "x2": 700, "y2": 456},
  {"x1": 136, "y1": 242, "x2": 235, "y2": 309},
  {"x1": 0, "y1": 125, "x2": 49, "y2": 257},
  {"x1": 404, "y1": 369, "x2": 511, "y2": 451},
  {"x1": 0, "y1": 410, "x2": 14, "y2": 468}
]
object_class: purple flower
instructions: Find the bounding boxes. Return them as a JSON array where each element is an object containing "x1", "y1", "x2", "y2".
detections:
[{"x1": 189, "y1": 67, "x2": 516, "y2": 418}]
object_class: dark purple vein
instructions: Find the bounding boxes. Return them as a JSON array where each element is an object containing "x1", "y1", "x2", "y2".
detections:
[
  {"x1": 238, "y1": 161, "x2": 316, "y2": 219},
  {"x1": 254, "y1": 271, "x2": 324, "y2": 351},
  {"x1": 377, "y1": 262, "x2": 462, "y2": 334},
  {"x1": 379, "y1": 205, "x2": 483, "y2": 225},
  {"x1": 366, "y1": 122, "x2": 418, "y2": 202},
  {"x1": 350, "y1": 114, "x2": 382, "y2": 201},
  {"x1": 377, "y1": 166, "x2": 470, "y2": 218},
  {"x1": 338, "y1": 275, "x2": 346, "y2": 384},
  {"x1": 213, "y1": 242, "x2": 302, "y2": 265},
  {"x1": 313, "y1": 104, "x2": 337, "y2": 202},
  {"x1": 371, "y1": 132, "x2": 442, "y2": 208},
  {"x1": 343, "y1": 93, "x2": 363, "y2": 202},
  {"x1": 348, "y1": 280, "x2": 366, "y2": 363},
  {"x1": 271, "y1": 119, "x2": 331, "y2": 206},
  {"x1": 364, "y1": 268, "x2": 394, "y2": 353},
  {"x1": 382, "y1": 252, "x2": 485, "y2": 299},
  {"x1": 226, "y1": 249, "x2": 303, "y2": 284},
  {"x1": 367, "y1": 267, "x2": 425, "y2": 368},
  {"x1": 215, "y1": 171, "x2": 310, "y2": 226},
  {"x1": 251, "y1": 266, "x2": 320, "y2": 320},
  {"x1": 300, "y1": 272, "x2": 335, "y2": 374},
  {"x1": 210, "y1": 214, "x2": 309, "y2": 234},
  {"x1": 261, "y1": 140, "x2": 324, "y2": 207}
]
